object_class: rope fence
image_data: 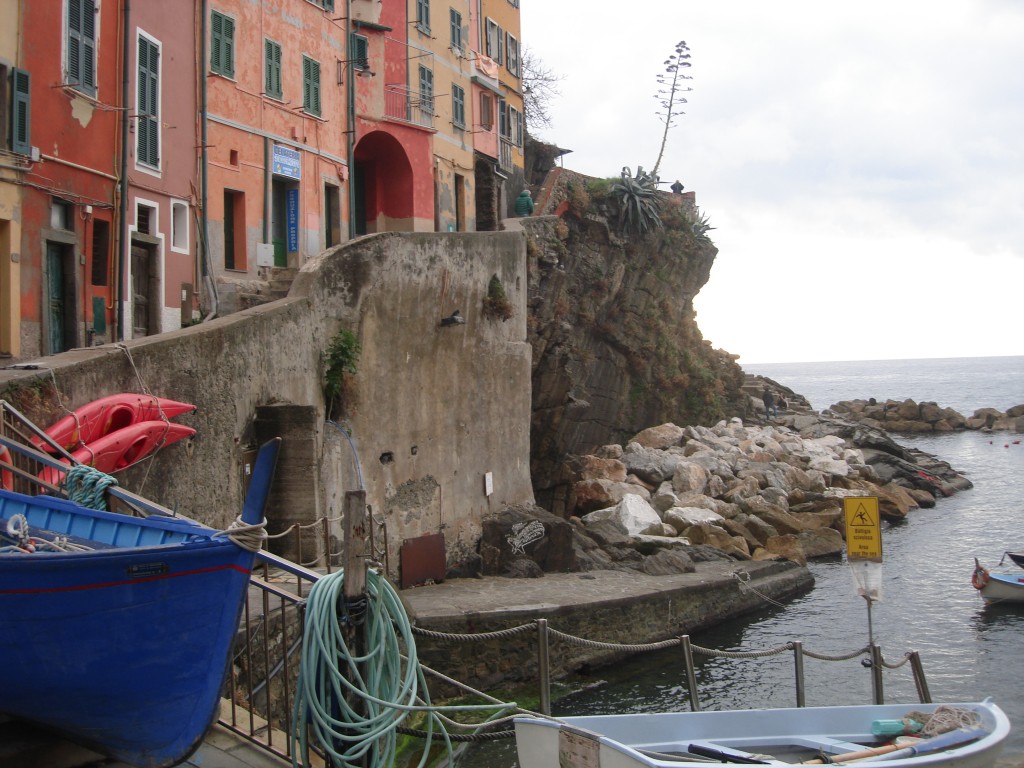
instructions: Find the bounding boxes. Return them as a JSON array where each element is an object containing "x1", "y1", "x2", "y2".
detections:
[{"x1": 411, "y1": 619, "x2": 932, "y2": 715}]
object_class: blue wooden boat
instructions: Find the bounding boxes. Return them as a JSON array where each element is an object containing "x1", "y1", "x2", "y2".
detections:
[{"x1": 0, "y1": 438, "x2": 279, "y2": 768}]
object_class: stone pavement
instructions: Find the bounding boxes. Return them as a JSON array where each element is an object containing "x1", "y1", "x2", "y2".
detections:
[{"x1": 398, "y1": 560, "x2": 790, "y2": 623}]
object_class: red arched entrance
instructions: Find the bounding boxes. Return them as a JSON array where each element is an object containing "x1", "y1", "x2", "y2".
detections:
[{"x1": 353, "y1": 131, "x2": 416, "y2": 234}]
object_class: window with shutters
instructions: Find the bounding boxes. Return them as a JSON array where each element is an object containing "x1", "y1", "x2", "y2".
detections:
[
  {"x1": 416, "y1": 0, "x2": 430, "y2": 34},
  {"x1": 505, "y1": 33, "x2": 519, "y2": 77},
  {"x1": 11, "y1": 68, "x2": 32, "y2": 156},
  {"x1": 418, "y1": 65, "x2": 434, "y2": 115},
  {"x1": 350, "y1": 34, "x2": 369, "y2": 70},
  {"x1": 210, "y1": 10, "x2": 235, "y2": 77},
  {"x1": 498, "y1": 96, "x2": 509, "y2": 139},
  {"x1": 302, "y1": 56, "x2": 321, "y2": 117},
  {"x1": 479, "y1": 91, "x2": 493, "y2": 130},
  {"x1": 136, "y1": 35, "x2": 160, "y2": 169},
  {"x1": 449, "y1": 9, "x2": 462, "y2": 53},
  {"x1": 66, "y1": 0, "x2": 97, "y2": 96},
  {"x1": 485, "y1": 18, "x2": 503, "y2": 65},
  {"x1": 452, "y1": 85, "x2": 465, "y2": 129},
  {"x1": 510, "y1": 105, "x2": 523, "y2": 147},
  {"x1": 265, "y1": 39, "x2": 282, "y2": 99}
]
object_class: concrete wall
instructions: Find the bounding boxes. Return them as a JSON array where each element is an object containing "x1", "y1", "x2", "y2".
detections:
[{"x1": 0, "y1": 231, "x2": 533, "y2": 577}]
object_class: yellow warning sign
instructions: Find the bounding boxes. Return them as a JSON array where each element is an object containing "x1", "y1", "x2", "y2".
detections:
[{"x1": 844, "y1": 497, "x2": 882, "y2": 562}]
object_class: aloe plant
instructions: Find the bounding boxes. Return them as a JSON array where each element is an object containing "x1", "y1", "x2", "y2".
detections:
[{"x1": 611, "y1": 166, "x2": 663, "y2": 235}]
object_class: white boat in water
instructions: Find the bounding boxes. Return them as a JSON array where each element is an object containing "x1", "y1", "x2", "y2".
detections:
[
  {"x1": 972, "y1": 558, "x2": 1024, "y2": 604},
  {"x1": 514, "y1": 700, "x2": 1010, "y2": 768}
]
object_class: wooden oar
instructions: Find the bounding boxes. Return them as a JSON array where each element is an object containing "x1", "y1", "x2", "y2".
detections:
[
  {"x1": 803, "y1": 728, "x2": 988, "y2": 765},
  {"x1": 802, "y1": 743, "x2": 903, "y2": 764}
]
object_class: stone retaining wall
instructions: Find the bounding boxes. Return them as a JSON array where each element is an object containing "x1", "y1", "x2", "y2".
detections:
[{"x1": 409, "y1": 561, "x2": 813, "y2": 692}]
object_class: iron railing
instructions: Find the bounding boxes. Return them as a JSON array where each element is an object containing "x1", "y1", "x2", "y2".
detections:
[{"x1": 384, "y1": 84, "x2": 434, "y2": 129}]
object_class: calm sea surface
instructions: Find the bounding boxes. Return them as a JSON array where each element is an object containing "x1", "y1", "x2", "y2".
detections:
[{"x1": 464, "y1": 357, "x2": 1024, "y2": 766}]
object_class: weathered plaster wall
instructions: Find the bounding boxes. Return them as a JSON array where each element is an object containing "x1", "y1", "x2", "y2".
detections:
[{"x1": 0, "y1": 231, "x2": 533, "y2": 576}]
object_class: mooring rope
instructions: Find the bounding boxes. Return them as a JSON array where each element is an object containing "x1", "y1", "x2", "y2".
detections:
[
  {"x1": 65, "y1": 464, "x2": 118, "y2": 511},
  {"x1": 212, "y1": 515, "x2": 268, "y2": 553}
]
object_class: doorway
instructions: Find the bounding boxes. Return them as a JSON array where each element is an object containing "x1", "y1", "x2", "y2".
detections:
[
  {"x1": 130, "y1": 242, "x2": 159, "y2": 338},
  {"x1": 45, "y1": 241, "x2": 76, "y2": 354},
  {"x1": 271, "y1": 178, "x2": 298, "y2": 267}
]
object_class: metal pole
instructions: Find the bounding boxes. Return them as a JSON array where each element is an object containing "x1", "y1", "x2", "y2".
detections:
[
  {"x1": 792, "y1": 641, "x2": 806, "y2": 708},
  {"x1": 909, "y1": 651, "x2": 932, "y2": 704},
  {"x1": 870, "y1": 644, "x2": 884, "y2": 705},
  {"x1": 680, "y1": 636, "x2": 701, "y2": 712},
  {"x1": 536, "y1": 619, "x2": 551, "y2": 716}
]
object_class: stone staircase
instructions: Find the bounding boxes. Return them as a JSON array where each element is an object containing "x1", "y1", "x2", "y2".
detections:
[{"x1": 237, "y1": 266, "x2": 298, "y2": 310}]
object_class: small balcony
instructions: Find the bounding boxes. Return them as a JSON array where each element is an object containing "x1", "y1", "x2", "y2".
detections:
[
  {"x1": 499, "y1": 138, "x2": 515, "y2": 173},
  {"x1": 384, "y1": 84, "x2": 434, "y2": 130}
]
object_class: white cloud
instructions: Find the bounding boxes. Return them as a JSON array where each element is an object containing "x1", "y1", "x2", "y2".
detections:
[{"x1": 522, "y1": 1, "x2": 1024, "y2": 362}]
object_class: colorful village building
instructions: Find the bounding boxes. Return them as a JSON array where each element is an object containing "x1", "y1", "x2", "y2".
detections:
[{"x1": 0, "y1": 0, "x2": 525, "y2": 361}]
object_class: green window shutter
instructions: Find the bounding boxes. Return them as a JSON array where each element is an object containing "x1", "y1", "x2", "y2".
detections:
[
  {"x1": 137, "y1": 37, "x2": 160, "y2": 166},
  {"x1": 449, "y1": 10, "x2": 462, "y2": 51},
  {"x1": 211, "y1": 11, "x2": 235, "y2": 76},
  {"x1": 12, "y1": 67, "x2": 31, "y2": 156},
  {"x1": 210, "y1": 12, "x2": 222, "y2": 71},
  {"x1": 418, "y1": 66, "x2": 433, "y2": 114},
  {"x1": 303, "y1": 56, "x2": 320, "y2": 116},
  {"x1": 265, "y1": 39, "x2": 281, "y2": 98},
  {"x1": 67, "y1": 0, "x2": 97, "y2": 95},
  {"x1": 452, "y1": 85, "x2": 465, "y2": 128},
  {"x1": 350, "y1": 34, "x2": 369, "y2": 69},
  {"x1": 223, "y1": 16, "x2": 235, "y2": 77}
]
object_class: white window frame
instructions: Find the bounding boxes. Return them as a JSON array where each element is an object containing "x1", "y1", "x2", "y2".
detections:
[{"x1": 134, "y1": 29, "x2": 162, "y2": 176}]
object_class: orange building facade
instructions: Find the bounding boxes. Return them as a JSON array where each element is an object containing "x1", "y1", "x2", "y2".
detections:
[{"x1": 1, "y1": 0, "x2": 524, "y2": 360}]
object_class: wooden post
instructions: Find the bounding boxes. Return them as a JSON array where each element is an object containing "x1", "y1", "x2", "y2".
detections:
[{"x1": 343, "y1": 490, "x2": 367, "y2": 599}]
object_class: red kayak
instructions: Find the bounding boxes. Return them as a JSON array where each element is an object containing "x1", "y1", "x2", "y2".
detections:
[
  {"x1": 40, "y1": 421, "x2": 196, "y2": 485},
  {"x1": 40, "y1": 394, "x2": 196, "y2": 453}
]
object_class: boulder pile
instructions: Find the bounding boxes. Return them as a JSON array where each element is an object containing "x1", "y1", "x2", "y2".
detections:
[
  {"x1": 479, "y1": 412, "x2": 972, "y2": 578},
  {"x1": 827, "y1": 399, "x2": 1024, "y2": 433}
]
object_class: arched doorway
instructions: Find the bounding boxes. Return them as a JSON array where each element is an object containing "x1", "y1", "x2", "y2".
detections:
[{"x1": 353, "y1": 131, "x2": 416, "y2": 234}]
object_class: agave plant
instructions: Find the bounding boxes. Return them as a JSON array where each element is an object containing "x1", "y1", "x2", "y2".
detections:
[
  {"x1": 690, "y1": 208, "x2": 715, "y2": 243},
  {"x1": 611, "y1": 166, "x2": 663, "y2": 235}
]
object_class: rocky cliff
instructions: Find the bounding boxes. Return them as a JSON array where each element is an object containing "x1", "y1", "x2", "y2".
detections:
[{"x1": 522, "y1": 170, "x2": 748, "y2": 514}]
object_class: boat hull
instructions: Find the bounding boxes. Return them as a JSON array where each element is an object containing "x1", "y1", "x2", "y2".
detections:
[
  {"x1": 978, "y1": 572, "x2": 1024, "y2": 603},
  {"x1": 0, "y1": 493, "x2": 256, "y2": 768},
  {"x1": 515, "y1": 701, "x2": 1010, "y2": 768}
]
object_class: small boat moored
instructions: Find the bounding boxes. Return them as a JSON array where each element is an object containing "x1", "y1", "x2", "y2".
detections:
[
  {"x1": 514, "y1": 700, "x2": 1010, "y2": 768},
  {"x1": 972, "y1": 558, "x2": 1024, "y2": 604}
]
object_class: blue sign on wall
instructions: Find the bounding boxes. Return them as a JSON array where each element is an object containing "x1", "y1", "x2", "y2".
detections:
[
  {"x1": 273, "y1": 145, "x2": 301, "y2": 179},
  {"x1": 286, "y1": 188, "x2": 299, "y2": 252}
]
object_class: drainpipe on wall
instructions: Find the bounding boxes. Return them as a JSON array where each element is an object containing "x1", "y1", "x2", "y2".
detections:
[
  {"x1": 346, "y1": 0, "x2": 356, "y2": 240},
  {"x1": 116, "y1": 0, "x2": 131, "y2": 341},
  {"x1": 263, "y1": 137, "x2": 271, "y2": 244},
  {"x1": 200, "y1": 0, "x2": 218, "y2": 321}
]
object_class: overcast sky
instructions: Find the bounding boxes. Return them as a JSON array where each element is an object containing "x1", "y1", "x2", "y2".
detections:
[{"x1": 520, "y1": 1, "x2": 1024, "y2": 364}]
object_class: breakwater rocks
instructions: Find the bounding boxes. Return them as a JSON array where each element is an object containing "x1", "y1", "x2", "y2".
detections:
[
  {"x1": 827, "y1": 398, "x2": 1024, "y2": 434},
  {"x1": 480, "y1": 412, "x2": 971, "y2": 576}
]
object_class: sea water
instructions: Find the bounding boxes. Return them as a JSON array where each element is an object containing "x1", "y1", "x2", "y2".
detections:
[{"x1": 464, "y1": 357, "x2": 1024, "y2": 765}]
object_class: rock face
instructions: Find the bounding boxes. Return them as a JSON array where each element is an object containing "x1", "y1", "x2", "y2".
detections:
[
  {"x1": 522, "y1": 172, "x2": 749, "y2": 515},
  {"x1": 829, "y1": 398, "x2": 1024, "y2": 433}
]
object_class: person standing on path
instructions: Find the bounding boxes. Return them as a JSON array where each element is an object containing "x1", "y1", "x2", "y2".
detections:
[
  {"x1": 514, "y1": 189, "x2": 534, "y2": 217},
  {"x1": 762, "y1": 386, "x2": 777, "y2": 419}
]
